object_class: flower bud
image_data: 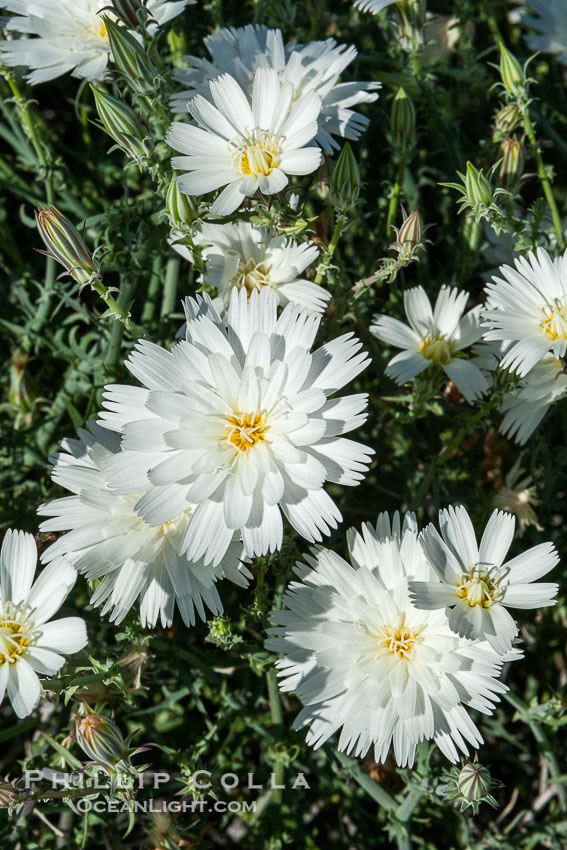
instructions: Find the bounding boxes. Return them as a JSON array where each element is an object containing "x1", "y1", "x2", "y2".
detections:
[
  {"x1": 438, "y1": 759, "x2": 499, "y2": 815},
  {"x1": 330, "y1": 143, "x2": 360, "y2": 209},
  {"x1": 104, "y1": 16, "x2": 157, "y2": 91},
  {"x1": 499, "y1": 137, "x2": 524, "y2": 190},
  {"x1": 493, "y1": 103, "x2": 521, "y2": 140},
  {"x1": 91, "y1": 86, "x2": 148, "y2": 160},
  {"x1": 166, "y1": 176, "x2": 197, "y2": 225},
  {"x1": 499, "y1": 43, "x2": 525, "y2": 97},
  {"x1": 395, "y1": 209, "x2": 424, "y2": 252},
  {"x1": 76, "y1": 714, "x2": 131, "y2": 772},
  {"x1": 456, "y1": 761, "x2": 494, "y2": 805},
  {"x1": 107, "y1": 0, "x2": 150, "y2": 27},
  {"x1": 0, "y1": 777, "x2": 20, "y2": 811},
  {"x1": 464, "y1": 161, "x2": 493, "y2": 206},
  {"x1": 390, "y1": 87, "x2": 416, "y2": 153},
  {"x1": 36, "y1": 207, "x2": 97, "y2": 286}
]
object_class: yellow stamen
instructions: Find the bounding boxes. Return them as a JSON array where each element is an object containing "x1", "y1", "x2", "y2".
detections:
[
  {"x1": 234, "y1": 258, "x2": 271, "y2": 295},
  {"x1": 0, "y1": 620, "x2": 29, "y2": 665},
  {"x1": 226, "y1": 412, "x2": 268, "y2": 454},
  {"x1": 456, "y1": 568, "x2": 502, "y2": 608},
  {"x1": 230, "y1": 129, "x2": 281, "y2": 178},
  {"x1": 539, "y1": 303, "x2": 567, "y2": 340},
  {"x1": 380, "y1": 623, "x2": 422, "y2": 660},
  {"x1": 419, "y1": 335, "x2": 454, "y2": 365}
]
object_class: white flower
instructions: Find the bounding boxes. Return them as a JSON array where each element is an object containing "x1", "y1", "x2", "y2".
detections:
[
  {"x1": 353, "y1": 0, "x2": 399, "y2": 13},
  {"x1": 0, "y1": 529, "x2": 87, "y2": 718},
  {"x1": 189, "y1": 222, "x2": 329, "y2": 316},
  {"x1": 499, "y1": 354, "x2": 567, "y2": 444},
  {"x1": 170, "y1": 24, "x2": 379, "y2": 152},
  {"x1": 0, "y1": 0, "x2": 194, "y2": 84},
  {"x1": 410, "y1": 505, "x2": 559, "y2": 655},
  {"x1": 482, "y1": 248, "x2": 567, "y2": 377},
  {"x1": 266, "y1": 512, "x2": 516, "y2": 768},
  {"x1": 98, "y1": 288, "x2": 373, "y2": 567},
  {"x1": 166, "y1": 68, "x2": 322, "y2": 216},
  {"x1": 512, "y1": 0, "x2": 567, "y2": 66},
  {"x1": 371, "y1": 285, "x2": 489, "y2": 401},
  {"x1": 37, "y1": 422, "x2": 251, "y2": 629}
]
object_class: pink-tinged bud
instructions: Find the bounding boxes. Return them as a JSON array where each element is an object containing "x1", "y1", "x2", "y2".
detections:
[
  {"x1": 0, "y1": 777, "x2": 20, "y2": 813},
  {"x1": 166, "y1": 176, "x2": 197, "y2": 225},
  {"x1": 91, "y1": 86, "x2": 149, "y2": 161},
  {"x1": 499, "y1": 43, "x2": 525, "y2": 97},
  {"x1": 76, "y1": 714, "x2": 130, "y2": 771},
  {"x1": 397, "y1": 209, "x2": 424, "y2": 249},
  {"x1": 35, "y1": 207, "x2": 97, "y2": 286},
  {"x1": 499, "y1": 137, "x2": 524, "y2": 190}
]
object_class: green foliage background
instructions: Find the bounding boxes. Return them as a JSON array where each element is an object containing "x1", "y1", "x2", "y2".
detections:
[{"x1": 1, "y1": 0, "x2": 567, "y2": 847}]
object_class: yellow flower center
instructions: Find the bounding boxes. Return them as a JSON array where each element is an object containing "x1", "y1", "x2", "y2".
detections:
[
  {"x1": 380, "y1": 624, "x2": 422, "y2": 660},
  {"x1": 234, "y1": 258, "x2": 271, "y2": 295},
  {"x1": 457, "y1": 568, "x2": 502, "y2": 608},
  {"x1": 226, "y1": 412, "x2": 268, "y2": 454},
  {"x1": 0, "y1": 619, "x2": 29, "y2": 665},
  {"x1": 539, "y1": 303, "x2": 567, "y2": 340},
  {"x1": 419, "y1": 335, "x2": 454, "y2": 365},
  {"x1": 231, "y1": 130, "x2": 281, "y2": 178}
]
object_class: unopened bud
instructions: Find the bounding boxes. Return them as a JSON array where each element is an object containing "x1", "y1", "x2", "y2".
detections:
[
  {"x1": 493, "y1": 103, "x2": 521, "y2": 140},
  {"x1": 499, "y1": 43, "x2": 525, "y2": 97},
  {"x1": 106, "y1": 0, "x2": 150, "y2": 27},
  {"x1": 499, "y1": 137, "x2": 524, "y2": 190},
  {"x1": 0, "y1": 777, "x2": 20, "y2": 810},
  {"x1": 166, "y1": 176, "x2": 197, "y2": 225},
  {"x1": 330, "y1": 142, "x2": 360, "y2": 209},
  {"x1": 398, "y1": 208, "x2": 423, "y2": 244},
  {"x1": 464, "y1": 161, "x2": 493, "y2": 206},
  {"x1": 104, "y1": 16, "x2": 157, "y2": 91},
  {"x1": 36, "y1": 207, "x2": 97, "y2": 286},
  {"x1": 91, "y1": 86, "x2": 148, "y2": 160},
  {"x1": 391, "y1": 87, "x2": 416, "y2": 153},
  {"x1": 456, "y1": 761, "x2": 494, "y2": 804},
  {"x1": 76, "y1": 714, "x2": 130, "y2": 772}
]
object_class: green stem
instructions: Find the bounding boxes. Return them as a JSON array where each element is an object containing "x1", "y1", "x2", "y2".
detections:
[
  {"x1": 141, "y1": 254, "x2": 164, "y2": 324},
  {"x1": 159, "y1": 256, "x2": 180, "y2": 337},
  {"x1": 387, "y1": 155, "x2": 408, "y2": 228},
  {"x1": 91, "y1": 278, "x2": 146, "y2": 339},
  {"x1": 409, "y1": 395, "x2": 501, "y2": 510},
  {"x1": 522, "y1": 109, "x2": 565, "y2": 248},
  {"x1": 504, "y1": 693, "x2": 567, "y2": 812},
  {"x1": 266, "y1": 566, "x2": 287, "y2": 808},
  {"x1": 104, "y1": 276, "x2": 137, "y2": 372},
  {"x1": 315, "y1": 212, "x2": 346, "y2": 285}
]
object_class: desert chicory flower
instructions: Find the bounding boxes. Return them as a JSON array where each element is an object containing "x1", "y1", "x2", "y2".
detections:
[
  {"x1": 170, "y1": 24, "x2": 379, "y2": 152},
  {"x1": 166, "y1": 68, "x2": 322, "y2": 215},
  {"x1": 98, "y1": 288, "x2": 373, "y2": 566},
  {"x1": 371, "y1": 285, "x2": 489, "y2": 401},
  {"x1": 0, "y1": 529, "x2": 87, "y2": 718},
  {"x1": 266, "y1": 512, "x2": 517, "y2": 767},
  {"x1": 410, "y1": 505, "x2": 558, "y2": 654}
]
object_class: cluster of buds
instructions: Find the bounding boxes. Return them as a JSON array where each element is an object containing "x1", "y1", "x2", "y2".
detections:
[
  {"x1": 91, "y1": 86, "x2": 150, "y2": 164},
  {"x1": 75, "y1": 712, "x2": 149, "y2": 789},
  {"x1": 390, "y1": 87, "x2": 416, "y2": 156},
  {"x1": 104, "y1": 16, "x2": 158, "y2": 92},
  {"x1": 442, "y1": 161, "x2": 509, "y2": 225},
  {"x1": 35, "y1": 206, "x2": 101, "y2": 289},
  {"x1": 438, "y1": 758, "x2": 500, "y2": 816},
  {"x1": 329, "y1": 143, "x2": 361, "y2": 210}
]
